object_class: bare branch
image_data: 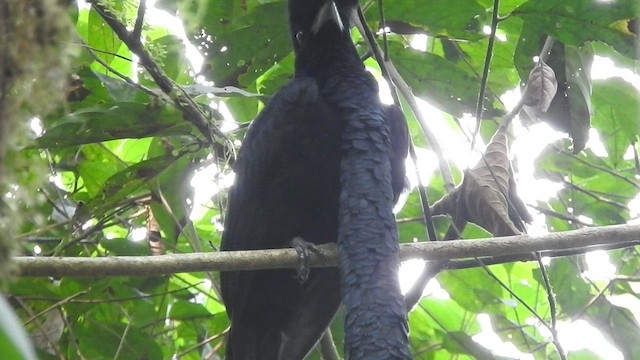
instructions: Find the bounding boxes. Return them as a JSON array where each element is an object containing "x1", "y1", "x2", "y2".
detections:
[{"x1": 15, "y1": 223, "x2": 640, "y2": 277}]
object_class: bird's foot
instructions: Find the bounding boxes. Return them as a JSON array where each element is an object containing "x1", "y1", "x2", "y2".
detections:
[{"x1": 291, "y1": 237, "x2": 324, "y2": 283}]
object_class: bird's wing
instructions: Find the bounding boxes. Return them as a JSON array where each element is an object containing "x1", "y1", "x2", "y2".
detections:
[
  {"x1": 221, "y1": 76, "x2": 321, "y2": 253},
  {"x1": 220, "y1": 76, "x2": 344, "y2": 360}
]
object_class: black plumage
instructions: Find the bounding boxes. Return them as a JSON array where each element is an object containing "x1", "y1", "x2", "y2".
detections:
[{"x1": 220, "y1": 1, "x2": 409, "y2": 359}]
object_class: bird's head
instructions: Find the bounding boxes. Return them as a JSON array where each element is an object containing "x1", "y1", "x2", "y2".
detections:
[
  {"x1": 288, "y1": 0, "x2": 357, "y2": 51},
  {"x1": 288, "y1": 0, "x2": 361, "y2": 77}
]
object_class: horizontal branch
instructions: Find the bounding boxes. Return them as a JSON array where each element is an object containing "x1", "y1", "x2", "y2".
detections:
[{"x1": 15, "y1": 223, "x2": 640, "y2": 277}]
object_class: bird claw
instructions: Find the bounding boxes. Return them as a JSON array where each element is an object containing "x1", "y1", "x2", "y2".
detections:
[{"x1": 291, "y1": 237, "x2": 324, "y2": 283}]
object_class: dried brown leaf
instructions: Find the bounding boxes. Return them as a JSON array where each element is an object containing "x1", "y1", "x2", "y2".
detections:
[
  {"x1": 432, "y1": 128, "x2": 531, "y2": 237},
  {"x1": 522, "y1": 61, "x2": 558, "y2": 121}
]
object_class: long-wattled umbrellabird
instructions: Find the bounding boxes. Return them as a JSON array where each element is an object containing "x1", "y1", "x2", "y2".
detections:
[{"x1": 219, "y1": 0, "x2": 409, "y2": 359}]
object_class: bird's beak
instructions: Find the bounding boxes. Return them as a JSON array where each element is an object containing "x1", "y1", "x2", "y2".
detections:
[{"x1": 311, "y1": 1, "x2": 344, "y2": 34}]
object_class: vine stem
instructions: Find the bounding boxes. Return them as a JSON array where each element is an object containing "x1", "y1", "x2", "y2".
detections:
[
  {"x1": 470, "y1": 0, "x2": 501, "y2": 151},
  {"x1": 536, "y1": 253, "x2": 567, "y2": 360}
]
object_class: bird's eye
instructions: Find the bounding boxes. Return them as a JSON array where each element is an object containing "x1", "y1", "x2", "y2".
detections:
[{"x1": 295, "y1": 31, "x2": 304, "y2": 44}]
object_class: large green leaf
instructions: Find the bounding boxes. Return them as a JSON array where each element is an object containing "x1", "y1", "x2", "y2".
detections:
[
  {"x1": 36, "y1": 102, "x2": 195, "y2": 148},
  {"x1": 451, "y1": 18, "x2": 523, "y2": 96},
  {"x1": 76, "y1": 144, "x2": 127, "y2": 197},
  {"x1": 146, "y1": 137, "x2": 198, "y2": 243},
  {"x1": 101, "y1": 237, "x2": 149, "y2": 256},
  {"x1": 74, "y1": 154, "x2": 184, "y2": 222},
  {"x1": 586, "y1": 301, "x2": 640, "y2": 359},
  {"x1": 367, "y1": 0, "x2": 488, "y2": 41},
  {"x1": 438, "y1": 267, "x2": 505, "y2": 314},
  {"x1": 389, "y1": 42, "x2": 504, "y2": 118},
  {"x1": 591, "y1": 78, "x2": 640, "y2": 167},
  {"x1": 0, "y1": 296, "x2": 37, "y2": 360},
  {"x1": 87, "y1": 8, "x2": 123, "y2": 65},
  {"x1": 199, "y1": 1, "x2": 291, "y2": 87},
  {"x1": 75, "y1": 320, "x2": 163, "y2": 360},
  {"x1": 146, "y1": 35, "x2": 193, "y2": 85},
  {"x1": 536, "y1": 144, "x2": 608, "y2": 180},
  {"x1": 513, "y1": 0, "x2": 639, "y2": 60}
]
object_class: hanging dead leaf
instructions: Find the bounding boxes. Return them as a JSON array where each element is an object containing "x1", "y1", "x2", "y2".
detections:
[
  {"x1": 522, "y1": 61, "x2": 558, "y2": 121},
  {"x1": 431, "y1": 127, "x2": 531, "y2": 237},
  {"x1": 31, "y1": 309, "x2": 64, "y2": 355},
  {"x1": 519, "y1": 42, "x2": 593, "y2": 153}
]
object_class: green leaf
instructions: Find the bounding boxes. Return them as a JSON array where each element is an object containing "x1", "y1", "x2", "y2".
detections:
[
  {"x1": 397, "y1": 190, "x2": 429, "y2": 243},
  {"x1": 256, "y1": 52, "x2": 295, "y2": 96},
  {"x1": 200, "y1": 2, "x2": 291, "y2": 87},
  {"x1": 442, "y1": 331, "x2": 495, "y2": 359},
  {"x1": 438, "y1": 267, "x2": 505, "y2": 313},
  {"x1": 546, "y1": 258, "x2": 592, "y2": 316},
  {"x1": 36, "y1": 103, "x2": 195, "y2": 148},
  {"x1": 535, "y1": 143, "x2": 606, "y2": 179},
  {"x1": 389, "y1": 42, "x2": 504, "y2": 118},
  {"x1": 0, "y1": 295, "x2": 37, "y2": 360},
  {"x1": 368, "y1": 0, "x2": 488, "y2": 41},
  {"x1": 585, "y1": 301, "x2": 640, "y2": 358},
  {"x1": 513, "y1": 0, "x2": 639, "y2": 60},
  {"x1": 77, "y1": 144, "x2": 127, "y2": 197},
  {"x1": 452, "y1": 19, "x2": 523, "y2": 96},
  {"x1": 92, "y1": 71, "x2": 150, "y2": 103},
  {"x1": 169, "y1": 300, "x2": 212, "y2": 320},
  {"x1": 75, "y1": 321, "x2": 163, "y2": 360},
  {"x1": 149, "y1": 35, "x2": 193, "y2": 84},
  {"x1": 74, "y1": 154, "x2": 184, "y2": 222},
  {"x1": 101, "y1": 237, "x2": 149, "y2": 256},
  {"x1": 412, "y1": 297, "x2": 479, "y2": 336},
  {"x1": 87, "y1": 8, "x2": 123, "y2": 65},
  {"x1": 591, "y1": 78, "x2": 640, "y2": 167},
  {"x1": 566, "y1": 349, "x2": 602, "y2": 360},
  {"x1": 103, "y1": 138, "x2": 153, "y2": 163}
]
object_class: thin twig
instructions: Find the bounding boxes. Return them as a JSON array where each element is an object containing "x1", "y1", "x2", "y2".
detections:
[
  {"x1": 132, "y1": 0, "x2": 146, "y2": 40},
  {"x1": 13, "y1": 297, "x2": 67, "y2": 359},
  {"x1": 113, "y1": 305, "x2": 133, "y2": 360},
  {"x1": 529, "y1": 205, "x2": 594, "y2": 227},
  {"x1": 470, "y1": 0, "x2": 501, "y2": 150},
  {"x1": 549, "y1": 172, "x2": 629, "y2": 210},
  {"x1": 418, "y1": 303, "x2": 481, "y2": 356},
  {"x1": 319, "y1": 329, "x2": 341, "y2": 360},
  {"x1": 403, "y1": 260, "x2": 447, "y2": 311},
  {"x1": 377, "y1": 0, "x2": 389, "y2": 61},
  {"x1": 479, "y1": 261, "x2": 555, "y2": 334},
  {"x1": 16, "y1": 219, "x2": 73, "y2": 240},
  {"x1": 553, "y1": 144, "x2": 640, "y2": 189},
  {"x1": 81, "y1": 40, "x2": 157, "y2": 96},
  {"x1": 13, "y1": 284, "x2": 200, "y2": 304},
  {"x1": 24, "y1": 289, "x2": 91, "y2": 326},
  {"x1": 536, "y1": 253, "x2": 566, "y2": 360},
  {"x1": 633, "y1": 141, "x2": 640, "y2": 175},
  {"x1": 175, "y1": 329, "x2": 229, "y2": 358}
]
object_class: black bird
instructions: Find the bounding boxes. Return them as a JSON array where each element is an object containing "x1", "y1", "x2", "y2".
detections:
[{"x1": 220, "y1": 0, "x2": 408, "y2": 359}]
